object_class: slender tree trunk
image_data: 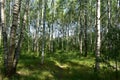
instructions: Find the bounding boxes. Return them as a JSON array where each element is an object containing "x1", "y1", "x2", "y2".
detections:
[
  {"x1": 36, "y1": 10, "x2": 40, "y2": 55},
  {"x1": 66, "y1": 24, "x2": 69, "y2": 51},
  {"x1": 78, "y1": 1, "x2": 83, "y2": 55},
  {"x1": 34, "y1": 28, "x2": 38, "y2": 52},
  {"x1": 51, "y1": 22, "x2": 54, "y2": 52},
  {"x1": 34, "y1": 8, "x2": 39, "y2": 54},
  {"x1": 41, "y1": 0, "x2": 47, "y2": 64},
  {"x1": 0, "y1": 27, "x2": 1, "y2": 46},
  {"x1": 79, "y1": 25, "x2": 83, "y2": 54},
  {"x1": 27, "y1": 1, "x2": 30, "y2": 53},
  {"x1": 106, "y1": 0, "x2": 111, "y2": 60},
  {"x1": 115, "y1": 0, "x2": 120, "y2": 79},
  {"x1": 13, "y1": 14, "x2": 25, "y2": 73},
  {"x1": 50, "y1": 0, "x2": 55, "y2": 53},
  {"x1": 13, "y1": 0, "x2": 29, "y2": 73},
  {"x1": 95, "y1": 0, "x2": 101, "y2": 71},
  {"x1": 90, "y1": 0, "x2": 94, "y2": 53},
  {"x1": 84, "y1": 0, "x2": 88, "y2": 57},
  {"x1": 32, "y1": 34, "x2": 35, "y2": 52},
  {"x1": 48, "y1": 23, "x2": 51, "y2": 52},
  {"x1": 0, "y1": 2, "x2": 1, "y2": 46},
  {"x1": 7, "y1": 0, "x2": 21, "y2": 76},
  {"x1": 0, "y1": 2, "x2": 2, "y2": 79},
  {"x1": 62, "y1": 27, "x2": 64, "y2": 51},
  {"x1": 107, "y1": 0, "x2": 110, "y2": 33},
  {"x1": 1, "y1": 0, "x2": 8, "y2": 75},
  {"x1": 117, "y1": 0, "x2": 120, "y2": 8}
]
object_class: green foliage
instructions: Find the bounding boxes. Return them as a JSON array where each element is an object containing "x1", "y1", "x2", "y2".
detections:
[
  {"x1": 1, "y1": 51, "x2": 120, "y2": 80},
  {"x1": 1, "y1": 0, "x2": 120, "y2": 79},
  {"x1": 105, "y1": 27, "x2": 120, "y2": 60}
]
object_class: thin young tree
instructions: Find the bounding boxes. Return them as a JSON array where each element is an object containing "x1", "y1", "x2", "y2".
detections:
[
  {"x1": 0, "y1": 0, "x2": 8, "y2": 74},
  {"x1": 41, "y1": 0, "x2": 47, "y2": 64},
  {"x1": 95, "y1": 0, "x2": 101, "y2": 71},
  {"x1": 84, "y1": 0, "x2": 88, "y2": 57},
  {"x1": 0, "y1": 1, "x2": 1, "y2": 46},
  {"x1": 50, "y1": 0, "x2": 55, "y2": 53},
  {"x1": 13, "y1": 0, "x2": 29, "y2": 73}
]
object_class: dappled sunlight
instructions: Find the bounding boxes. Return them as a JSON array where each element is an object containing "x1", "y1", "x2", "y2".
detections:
[
  {"x1": 17, "y1": 68, "x2": 30, "y2": 76},
  {"x1": 0, "y1": 74, "x2": 2, "y2": 80},
  {"x1": 38, "y1": 71, "x2": 54, "y2": 80},
  {"x1": 70, "y1": 58, "x2": 95, "y2": 67},
  {"x1": 1, "y1": 52, "x2": 119, "y2": 80},
  {"x1": 0, "y1": 0, "x2": 120, "y2": 79},
  {"x1": 54, "y1": 60, "x2": 69, "y2": 69}
]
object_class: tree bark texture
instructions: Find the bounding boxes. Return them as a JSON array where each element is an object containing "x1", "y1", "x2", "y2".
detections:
[
  {"x1": 95, "y1": 0, "x2": 101, "y2": 71},
  {"x1": 7, "y1": 0, "x2": 21, "y2": 76}
]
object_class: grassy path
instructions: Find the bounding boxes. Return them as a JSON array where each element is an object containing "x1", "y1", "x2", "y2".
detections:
[{"x1": 1, "y1": 51, "x2": 120, "y2": 80}]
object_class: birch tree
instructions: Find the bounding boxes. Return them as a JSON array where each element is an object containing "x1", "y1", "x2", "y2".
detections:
[
  {"x1": 95, "y1": 0, "x2": 101, "y2": 71},
  {"x1": 41, "y1": 0, "x2": 47, "y2": 64},
  {"x1": 0, "y1": 0, "x2": 8, "y2": 75},
  {"x1": 0, "y1": 24, "x2": 1, "y2": 46},
  {"x1": 7, "y1": 0, "x2": 21, "y2": 76},
  {"x1": 84, "y1": 0, "x2": 88, "y2": 57}
]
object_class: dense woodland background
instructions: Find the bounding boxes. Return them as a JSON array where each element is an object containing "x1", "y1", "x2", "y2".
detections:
[{"x1": 0, "y1": 0, "x2": 120, "y2": 80}]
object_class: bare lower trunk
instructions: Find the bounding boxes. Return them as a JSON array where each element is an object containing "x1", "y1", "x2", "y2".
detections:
[
  {"x1": 66, "y1": 24, "x2": 69, "y2": 51},
  {"x1": 1, "y1": 0, "x2": 8, "y2": 75},
  {"x1": 50, "y1": 23, "x2": 54, "y2": 53},
  {"x1": 41, "y1": 0, "x2": 47, "y2": 64},
  {"x1": 0, "y1": 27, "x2": 2, "y2": 46},
  {"x1": 84, "y1": 22, "x2": 87, "y2": 56},
  {"x1": 95, "y1": 0, "x2": 101, "y2": 71},
  {"x1": 13, "y1": 5, "x2": 27, "y2": 73},
  {"x1": 0, "y1": 2, "x2": 2, "y2": 46},
  {"x1": 84, "y1": 0, "x2": 87, "y2": 57},
  {"x1": 7, "y1": 0, "x2": 21, "y2": 76},
  {"x1": 36, "y1": 10, "x2": 40, "y2": 55},
  {"x1": 78, "y1": 1, "x2": 83, "y2": 55},
  {"x1": 79, "y1": 35, "x2": 82, "y2": 54},
  {"x1": 79, "y1": 25, "x2": 83, "y2": 54}
]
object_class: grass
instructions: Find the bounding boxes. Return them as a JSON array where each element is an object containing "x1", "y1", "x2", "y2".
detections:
[{"x1": 0, "y1": 51, "x2": 120, "y2": 80}]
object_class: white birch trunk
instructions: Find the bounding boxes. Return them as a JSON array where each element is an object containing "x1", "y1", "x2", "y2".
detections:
[
  {"x1": 95, "y1": 0, "x2": 101, "y2": 71},
  {"x1": 41, "y1": 0, "x2": 46, "y2": 64},
  {"x1": 1, "y1": 0, "x2": 8, "y2": 74},
  {"x1": 0, "y1": 28, "x2": 1, "y2": 46},
  {"x1": 7, "y1": 0, "x2": 21, "y2": 76}
]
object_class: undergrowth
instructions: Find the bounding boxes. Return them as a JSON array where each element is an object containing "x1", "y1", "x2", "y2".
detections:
[{"x1": 0, "y1": 51, "x2": 120, "y2": 80}]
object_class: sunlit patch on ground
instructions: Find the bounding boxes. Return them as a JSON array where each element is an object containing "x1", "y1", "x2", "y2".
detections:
[
  {"x1": 38, "y1": 71, "x2": 54, "y2": 80},
  {"x1": 0, "y1": 52, "x2": 120, "y2": 80},
  {"x1": 17, "y1": 68, "x2": 30, "y2": 76},
  {"x1": 54, "y1": 60, "x2": 69, "y2": 69}
]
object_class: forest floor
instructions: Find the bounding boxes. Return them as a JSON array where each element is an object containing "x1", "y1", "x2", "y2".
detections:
[{"x1": 0, "y1": 51, "x2": 120, "y2": 80}]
